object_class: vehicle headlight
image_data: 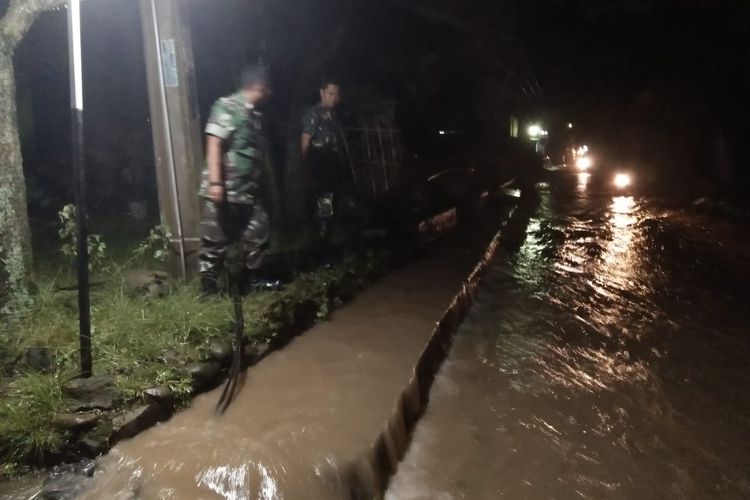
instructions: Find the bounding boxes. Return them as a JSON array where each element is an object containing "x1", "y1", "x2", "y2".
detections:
[
  {"x1": 575, "y1": 156, "x2": 592, "y2": 170},
  {"x1": 614, "y1": 173, "x2": 632, "y2": 189}
]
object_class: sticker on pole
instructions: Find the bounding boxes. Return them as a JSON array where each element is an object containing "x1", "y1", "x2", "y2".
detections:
[{"x1": 161, "y1": 39, "x2": 179, "y2": 87}]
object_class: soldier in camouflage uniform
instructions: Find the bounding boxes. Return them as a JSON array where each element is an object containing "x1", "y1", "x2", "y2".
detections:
[
  {"x1": 301, "y1": 79, "x2": 350, "y2": 244},
  {"x1": 199, "y1": 65, "x2": 272, "y2": 296}
]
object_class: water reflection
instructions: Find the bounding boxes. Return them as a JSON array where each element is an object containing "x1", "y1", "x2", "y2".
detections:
[
  {"x1": 576, "y1": 172, "x2": 590, "y2": 193},
  {"x1": 611, "y1": 195, "x2": 636, "y2": 226},
  {"x1": 192, "y1": 462, "x2": 284, "y2": 500},
  {"x1": 196, "y1": 464, "x2": 250, "y2": 500},
  {"x1": 602, "y1": 196, "x2": 639, "y2": 283},
  {"x1": 390, "y1": 175, "x2": 750, "y2": 499}
]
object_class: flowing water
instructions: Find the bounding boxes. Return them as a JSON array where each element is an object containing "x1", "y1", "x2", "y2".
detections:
[
  {"x1": 386, "y1": 170, "x2": 750, "y2": 499},
  {"x1": 67, "y1": 212, "x2": 505, "y2": 500}
]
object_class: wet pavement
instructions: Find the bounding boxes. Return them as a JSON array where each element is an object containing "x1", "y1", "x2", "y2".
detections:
[{"x1": 386, "y1": 169, "x2": 750, "y2": 499}]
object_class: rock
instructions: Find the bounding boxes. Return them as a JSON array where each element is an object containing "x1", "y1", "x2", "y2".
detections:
[
  {"x1": 18, "y1": 346, "x2": 56, "y2": 374},
  {"x1": 52, "y1": 413, "x2": 99, "y2": 432},
  {"x1": 63, "y1": 375, "x2": 118, "y2": 400},
  {"x1": 144, "y1": 386, "x2": 174, "y2": 406},
  {"x1": 78, "y1": 435, "x2": 106, "y2": 458},
  {"x1": 187, "y1": 362, "x2": 222, "y2": 392},
  {"x1": 63, "y1": 375, "x2": 122, "y2": 412},
  {"x1": 41, "y1": 473, "x2": 86, "y2": 500},
  {"x1": 111, "y1": 403, "x2": 171, "y2": 442},
  {"x1": 124, "y1": 270, "x2": 170, "y2": 298},
  {"x1": 207, "y1": 340, "x2": 233, "y2": 365},
  {"x1": 77, "y1": 459, "x2": 97, "y2": 477},
  {"x1": 67, "y1": 398, "x2": 115, "y2": 412},
  {"x1": 78, "y1": 420, "x2": 113, "y2": 458},
  {"x1": 40, "y1": 459, "x2": 96, "y2": 500}
]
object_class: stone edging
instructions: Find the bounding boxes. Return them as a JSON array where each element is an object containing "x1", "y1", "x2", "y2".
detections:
[{"x1": 344, "y1": 192, "x2": 531, "y2": 499}]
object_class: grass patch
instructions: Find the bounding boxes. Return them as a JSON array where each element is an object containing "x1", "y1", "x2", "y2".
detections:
[
  {"x1": 0, "y1": 373, "x2": 66, "y2": 465},
  {"x1": 0, "y1": 238, "x2": 387, "y2": 474}
]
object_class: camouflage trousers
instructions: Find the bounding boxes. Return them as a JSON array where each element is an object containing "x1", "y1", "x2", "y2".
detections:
[{"x1": 199, "y1": 200, "x2": 270, "y2": 279}]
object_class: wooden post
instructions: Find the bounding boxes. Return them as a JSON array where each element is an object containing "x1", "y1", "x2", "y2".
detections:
[
  {"x1": 376, "y1": 123, "x2": 389, "y2": 193},
  {"x1": 387, "y1": 126, "x2": 400, "y2": 190},
  {"x1": 340, "y1": 130, "x2": 358, "y2": 191},
  {"x1": 363, "y1": 127, "x2": 375, "y2": 196},
  {"x1": 140, "y1": 0, "x2": 203, "y2": 278}
]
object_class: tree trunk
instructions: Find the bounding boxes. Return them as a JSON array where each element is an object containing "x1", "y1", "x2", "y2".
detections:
[
  {"x1": 0, "y1": 47, "x2": 33, "y2": 314},
  {"x1": 0, "y1": 0, "x2": 66, "y2": 314}
]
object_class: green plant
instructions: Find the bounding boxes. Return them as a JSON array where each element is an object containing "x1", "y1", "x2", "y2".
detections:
[
  {"x1": 57, "y1": 204, "x2": 106, "y2": 272},
  {"x1": 154, "y1": 368, "x2": 192, "y2": 399},
  {"x1": 0, "y1": 461, "x2": 30, "y2": 480},
  {"x1": 132, "y1": 225, "x2": 172, "y2": 263},
  {"x1": 316, "y1": 301, "x2": 330, "y2": 320}
]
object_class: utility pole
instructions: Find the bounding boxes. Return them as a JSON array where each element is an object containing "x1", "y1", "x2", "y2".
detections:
[
  {"x1": 140, "y1": 0, "x2": 203, "y2": 278},
  {"x1": 68, "y1": 0, "x2": 92, "y2": 377}
]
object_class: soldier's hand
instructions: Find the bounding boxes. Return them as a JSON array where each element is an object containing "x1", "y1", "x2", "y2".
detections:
[{"x1": 209, "y1": 184, "x2": 225, "y2": 203}]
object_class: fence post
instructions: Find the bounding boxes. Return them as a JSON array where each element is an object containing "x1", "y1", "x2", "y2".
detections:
[
  {"x1": 341, "y1": 131, "x2": 358, "y2": 191},
  {"x1": 376, "y1": 123, "x2": 389, "y2": 192},
  {"x1": 68, "y1": 0, "x2": 92, "y2": 378}
]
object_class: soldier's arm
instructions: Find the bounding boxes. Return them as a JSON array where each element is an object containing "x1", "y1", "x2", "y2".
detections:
[
  {"x1": 204, "y1": 99, "x2": 235, "y2": 203},
  {"x1": 206, "y1": 134, "x2": 223, "y2": 183},
  {"x1": 301, "y1": 133, "x2": 312, "y2": 159},
  {"x1": 206, "y1": 135, "x2": 224, "y2": 202},
  {"x1": 300, "y1": 108, "x2": 317, "y2": 159}
]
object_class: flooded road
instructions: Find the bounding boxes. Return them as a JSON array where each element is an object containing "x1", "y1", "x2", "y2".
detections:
[
  {"x1": 69, "y1": 203, "x2": 511, "y2": 500},
  {"x1": 387, "y1": 170, "x2": 750, "y2": 499}
]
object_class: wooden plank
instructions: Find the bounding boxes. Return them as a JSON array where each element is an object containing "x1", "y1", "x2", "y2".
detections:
[{"x1": 139, "y1": 0, "x2": 203, "y2": 277}]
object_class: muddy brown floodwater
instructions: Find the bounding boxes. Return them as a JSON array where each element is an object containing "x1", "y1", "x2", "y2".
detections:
[
  {"x1": 386, "y1": 170, "x2": 750, "y2": 499},
  {"x1": 75, "y1": 203, "x2": 513, "y2": 500}
]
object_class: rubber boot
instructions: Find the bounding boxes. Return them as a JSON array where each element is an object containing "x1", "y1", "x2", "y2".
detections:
[
  {"x1": 235, "y1": 269, "x2": 254, "y2": 296},
  {"x1": 237, "y1": 269, "x2": 282, "y2": 295},
  {"x1": 199, "y1": 274, "x2": 220, "y2": 299}
]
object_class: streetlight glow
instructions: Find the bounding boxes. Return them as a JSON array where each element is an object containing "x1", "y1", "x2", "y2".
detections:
[
  {"x1": 68, "y1": 0, "x2": 83, "y2": 110},
  {"x1": 528, "y1": 124, "x2": 542, "y2": 137}
]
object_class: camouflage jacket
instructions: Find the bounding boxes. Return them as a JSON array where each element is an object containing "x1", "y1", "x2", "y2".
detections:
[
  {"x1": 302, "y1": 103, "x2": 344, "y2": 153},
  {"x1": 200, "y1": 91, "x2": 266, "y2": 204}
]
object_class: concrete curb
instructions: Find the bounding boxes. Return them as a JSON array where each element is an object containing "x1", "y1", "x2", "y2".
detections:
[{"x1": 344, "y1": 189, "x2": 533, "y2": 499}]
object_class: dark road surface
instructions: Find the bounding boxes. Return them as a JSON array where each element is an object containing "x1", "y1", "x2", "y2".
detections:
[{"x1": 387, "y1": 169, "x2": 750, "y2": 499}]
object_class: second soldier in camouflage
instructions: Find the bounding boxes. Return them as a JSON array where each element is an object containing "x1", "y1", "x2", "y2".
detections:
[{"x1": 301, "y1": 79, "x2": 350, "y2": 247}]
